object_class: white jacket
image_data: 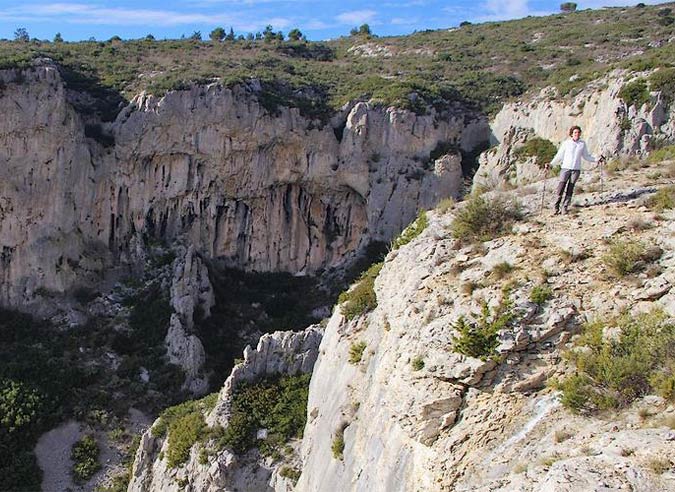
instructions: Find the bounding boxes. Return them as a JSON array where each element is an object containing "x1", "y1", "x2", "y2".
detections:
[{"x1": 550, "y1": 138, "x2": 597, "y2": 170}]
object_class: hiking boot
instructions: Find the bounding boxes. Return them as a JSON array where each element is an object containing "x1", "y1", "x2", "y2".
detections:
[
  {"x1": 562, "y1": 206, "x2": 569, "y2": 215},
  {"x1": 553, "y1": 208, "x2": 561, "y2": 216}
]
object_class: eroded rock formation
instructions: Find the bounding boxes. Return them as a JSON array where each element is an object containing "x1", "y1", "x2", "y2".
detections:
[
  {"x1": 129, "y1": 327, "x2": 323, "y2": 492},
  {"x1": 474, "y1": 71, "x2": 675, "y2": 190},
  {"x1": 0, "y1": 61, "x2": 488, "y2": 308}
]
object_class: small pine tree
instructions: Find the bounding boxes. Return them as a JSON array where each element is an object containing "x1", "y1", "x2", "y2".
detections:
[
  {"x1": 263, "y1": 25, "x2": 275, "y2": 42},
  {"x1": 14, "y1": 28, "x2": 29, "y2": 42},
  {"x1": 560, "y1": 2, "x2": 577, "y2": 13},
  {"x1": 53, "y1": 32, "x2": 63, "y2": 43},
  {"x1": 209, "y1": 27, "x2": 225, "y2": 42},
  {"x1": 451, "y1": 292, "x2": 514, "y2": 360},
  {"x1": 288, "y1": 28, "x2": 302, "y2": 42}
]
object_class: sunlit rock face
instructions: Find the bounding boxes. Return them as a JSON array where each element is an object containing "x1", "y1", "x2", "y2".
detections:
[
  {"x1": 474, "y1": 71, "x2": 675, "y2": 191},
  {"x1": 0, "y1": 62, "x2": 488, "y2": 308}
]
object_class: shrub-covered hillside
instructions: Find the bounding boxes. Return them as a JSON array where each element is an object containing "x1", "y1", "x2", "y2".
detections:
[{"x1": 0, "y1": 3, "x2": 673, "y2": 116}]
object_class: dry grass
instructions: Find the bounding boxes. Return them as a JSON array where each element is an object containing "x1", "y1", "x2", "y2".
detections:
[
  {"x1": 646, "y1": 456, "x2": 672, "y2": 475},
  {"x1": 436, "y1": 197, "x2": 456, "y2": 214},
  {"x1": 626, "y1": 216, "x2": 652, "y2": 231},
  {"x1": 553, "y1": 429, "x2": 572, "y2": 443}
]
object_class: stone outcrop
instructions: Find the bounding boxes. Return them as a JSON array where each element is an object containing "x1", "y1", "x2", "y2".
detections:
[
  {"x1": 128, "y1": 326, "x2": 323, "y2": 492},
  {"x1": 127, "y1": 160, "x2": 675, "y2": 492},
  {"x1": 474, "y1": 71, "x2": 675, "y2": 191},
  {"x1": 297, "y1": 169, "x2": 675, "y2": 491},
  {"x1": 166, "y1": 245, "x2": 215, "y2": 395},
  {"x1": 0, "y1": 60, "x2": 488, "y2": 308}
]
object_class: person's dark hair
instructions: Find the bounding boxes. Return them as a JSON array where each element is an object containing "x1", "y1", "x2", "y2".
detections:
[{"x1": 569, "y1": 125, "x2": 582, "y2": 136}]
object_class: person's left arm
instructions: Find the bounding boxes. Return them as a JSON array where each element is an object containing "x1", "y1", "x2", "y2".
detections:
[{"x1": 580, "y1": 142, "x2": 597, "y2": 163}]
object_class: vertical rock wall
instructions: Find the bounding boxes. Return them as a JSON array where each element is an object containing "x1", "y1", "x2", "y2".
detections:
[{"x1": 0, "y1": 62, "x2": 489, "y2": 308}]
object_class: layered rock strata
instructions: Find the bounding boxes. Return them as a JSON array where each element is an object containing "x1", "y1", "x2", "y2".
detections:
[{"x1": 0, "y1": 61, "x2": 487, "y2": 308}]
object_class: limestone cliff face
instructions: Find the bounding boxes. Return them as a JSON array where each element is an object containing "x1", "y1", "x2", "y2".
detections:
[
  {"x1": 128, "y1": 164, "x2": 675, "y2": 491},
  {"x1": 474, "y1": 71, "x2": 675, "y2": 190},
  {"x1": 0, "y1": 61, "x2": 487, "y2": 308},
  {"x1": 297, "y1": 176, "x2": 675, "y2": 491}
]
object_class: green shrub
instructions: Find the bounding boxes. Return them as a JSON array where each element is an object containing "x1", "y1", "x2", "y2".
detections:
[
  {"x1": 391, "y1": 210, "x2": 428, "y2": 250},
  {"x1": 451, "y1": 291, "x2": 514, "y2": 360},
  {"x1": 338, "y1": 262, "x2": 383, "y2": 320},
  {"x1": 555, "y1": 311, "x2": 675, "y2": 413},
  {"x1": 530, "y1": 284, "x2": 553, "y2": 305},
  {"x1": 411, "y1": 356, "x2": 425, "y2": 371},
  {"x1": 71, "y1": 434, "x2": 100, "y2": 482},
  {"x1": 348, "y1": 341, "x2": 367, "y2": 364},
  {"x1": 645, "y1": 185, "x2": 674, "y2": 211},
  {"x1": 331, "y1": 423, "x2": 348, "y2": 460},
  {"x1": 647, "y1": 145, "x2": 675, "y2": 163},
  {"x1": 513, "y1": 137, "x2": 557, "y2": 168},
  {"x1": 618, "y1": 79, "x2": 650, "y2": 108},
  {"x1": 152, "y1": 392, "x2": 218, "y2": 439},
  {"x1": 279, "y1": 466, "x2": 301, "y2": 483},
  {"x1": 166, "y1": 412, "x2": 205, "y2": 468},
  {"x1": 602, "y1": 238, "x2": 658, "y2": 277},
  {"x1": 0, "y1": 379, "x2": 44, "y2": 434},
  {"x1": 451, "y1": 195, "x2": 522, "y2": 243},
  {"x1": 216, "y1": 374, "x2": 310, "y2": 457},
  {"x1": 649, "y1": 67, "x2": 675, "y2": 102}
]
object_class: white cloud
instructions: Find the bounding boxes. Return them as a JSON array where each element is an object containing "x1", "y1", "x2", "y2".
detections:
[
  {"x1": 304, "y1": 19, "x2": 332, "y2": 30},
  {"x1": 0, "y1": 2, "x2": 296, "y2": 31},
  {"x1": 390, "y1": 16, "x2": 419, "y2": 25},
  {"x1": 470, "y1": 0, "x2": 554, "y2": 22},
  {"x1": 483, "y1": 0, "x2": 530, "y2": 19},
  {"x1": 335, "y1": 9, "x2": 376, "y2": 25},
  {"x1": 0, "y1": 3, "x2": 231, "y2": 25}
]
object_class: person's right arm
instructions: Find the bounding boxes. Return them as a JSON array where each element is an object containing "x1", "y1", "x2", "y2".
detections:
[{"x1": 546, "y1": 141, "x2": 565, "y2": 169}]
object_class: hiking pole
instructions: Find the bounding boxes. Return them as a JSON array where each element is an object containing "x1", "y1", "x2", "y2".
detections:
[
  {"x1": 540, "y1": 165, "x2": 548, "y2": 214},
  {"x1": 539, "y1": 166, "x2": 548, "y2": 215}
]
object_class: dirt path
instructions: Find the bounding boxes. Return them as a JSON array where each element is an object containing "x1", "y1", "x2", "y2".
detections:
[{"x1": 34, "y1": 420, "x2": 83, "y2": 492}]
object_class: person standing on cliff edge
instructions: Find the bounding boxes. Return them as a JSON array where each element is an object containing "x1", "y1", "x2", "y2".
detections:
[{"x1": 545, "y1": 125, "x2": 605, "y2": 215}]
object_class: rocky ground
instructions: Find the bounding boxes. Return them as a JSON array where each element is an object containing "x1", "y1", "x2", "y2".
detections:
[
  {"x1": 299, "y1": 158, "x2": 675, "y2": 492},
  {"x1": 127, "y1": 156, "x2": 675, "y2": 492}
]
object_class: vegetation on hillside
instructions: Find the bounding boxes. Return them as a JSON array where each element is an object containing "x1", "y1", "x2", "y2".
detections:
[
  {"x1": 214, "y1": 374, "x2": 310, "y2": 458},
  {"x1": 0, "y1": 3, "x2": 673, "y2": 118},
  {"x1": 451, "y1": 194, "x2": 522, "y2": 243},
  {"x1": 451, "y1": 288, "x2": 515, "y2": 360},
  {"x1": 0, "y1": 282, "x2": 185, "y2": 490},
  {"x1": 555, "y1": 311, "x2": 674, "y2": 413},
  {"x1": 338, "y1": 262, "x2": 384, "y2": 320}
]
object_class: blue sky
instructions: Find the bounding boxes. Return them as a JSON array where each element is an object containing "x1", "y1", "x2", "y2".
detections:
[{"x1": 0, "y1": 0, "x2": 669, "y2": 41}]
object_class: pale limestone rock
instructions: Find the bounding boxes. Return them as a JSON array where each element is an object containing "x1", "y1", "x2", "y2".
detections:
[
  {"x1": 474, "y1": 71, "x2": 675, "y2": 192},
  {"x1": 129, "y1": 326, "x2": 323, "y2": 492},
  {"x1": 208, "y1": 326, "x2": 323, "y2": 427},
  {"x1": 165, "y1": 314, "x2": 207, "y2": 395},
  {"x1": 0, "y1": 62, "x2": 488, "y2": 308},
  {"x1": 165, "y1": 245, "x2": 214, "y2": 395}
]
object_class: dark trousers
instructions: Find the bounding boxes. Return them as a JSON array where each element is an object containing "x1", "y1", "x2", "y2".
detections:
[{"x1": 554, "y1": 169, "x2": 581, "y2": 210}]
